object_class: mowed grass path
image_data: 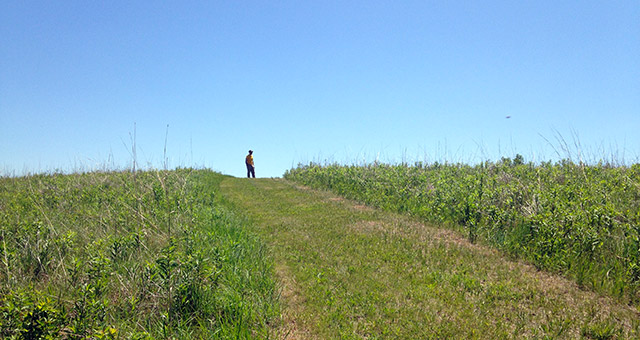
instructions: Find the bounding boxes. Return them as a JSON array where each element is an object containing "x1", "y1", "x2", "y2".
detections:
[{"x1": 220, "y1": 178, "x2": 639, "y2": 339}]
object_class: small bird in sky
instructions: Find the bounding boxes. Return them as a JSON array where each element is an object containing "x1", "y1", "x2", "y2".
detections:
[{"x1": 506, "y1": 115, "x2": 511, "y2": 119}]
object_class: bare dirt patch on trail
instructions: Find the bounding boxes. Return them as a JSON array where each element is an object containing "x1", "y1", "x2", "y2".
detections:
[{"x1": 275, "y1": 264, "x2": 315, "y2": 340}]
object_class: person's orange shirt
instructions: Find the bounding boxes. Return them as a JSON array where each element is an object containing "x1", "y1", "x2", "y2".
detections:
[{"x1": 246, "y1": 154, "x2": 254, "y2": 166}]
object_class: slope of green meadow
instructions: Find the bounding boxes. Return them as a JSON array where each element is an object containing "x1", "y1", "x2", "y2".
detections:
[
  {"x1": 0, "y1": 169, "x2": 278, "y2": 339},
  {"x1": 285, "y1": 160, "x2": 640, "y2": 304}
]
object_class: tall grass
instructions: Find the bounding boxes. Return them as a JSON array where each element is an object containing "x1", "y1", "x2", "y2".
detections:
[
  {"x1": 0, "y1": 169, "x2": 278, "y2": 338},
  {"x1": 285, "y1": 158, "x2": 640, "y2": 303}
]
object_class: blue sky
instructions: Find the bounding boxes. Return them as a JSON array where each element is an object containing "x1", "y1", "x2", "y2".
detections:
[{"x1": 1, "y1": 1, "x2": 638, "y2": 178}]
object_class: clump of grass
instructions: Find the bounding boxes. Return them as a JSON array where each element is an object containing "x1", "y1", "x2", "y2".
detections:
[{"x1": 0, "y1": 169, "x2": 278, "y2": 338}]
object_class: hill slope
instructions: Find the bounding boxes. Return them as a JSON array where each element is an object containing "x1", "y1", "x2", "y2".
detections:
[
  {"x1": 0, "y1": 170, "x2": 278, "y2": 339},
  {"x1": 220, "y1": 177, "x2": 639, "y2": 339}
]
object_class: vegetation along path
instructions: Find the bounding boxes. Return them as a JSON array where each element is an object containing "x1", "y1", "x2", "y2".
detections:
[{"x1": 220, "y1": 177, "x2": 639, "y2": 339}]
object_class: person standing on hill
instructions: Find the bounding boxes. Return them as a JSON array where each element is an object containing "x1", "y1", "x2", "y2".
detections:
[{"x1": 245, "y1": 150, "x2": 255, "y2": 178}]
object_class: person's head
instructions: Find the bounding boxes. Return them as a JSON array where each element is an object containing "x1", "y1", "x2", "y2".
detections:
[{"x1": 248, "y1": 150, "x2": 253, "y2": 155}]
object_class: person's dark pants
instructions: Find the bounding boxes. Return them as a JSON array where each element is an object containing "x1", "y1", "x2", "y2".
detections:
[{"x1": 246, "y1": 164, "x2": 255, "y2": 178}]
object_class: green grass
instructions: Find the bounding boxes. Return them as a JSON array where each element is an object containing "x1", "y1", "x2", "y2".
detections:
[
  {"x1": 220, "y1": 177, "x2": 640, "y2": 339},
  {"x1": 4, "y1": 163, "x2": 639, "y2": 339},
  {"x1": 0, "y1": 169, "x2": 279, "y2": 339}
]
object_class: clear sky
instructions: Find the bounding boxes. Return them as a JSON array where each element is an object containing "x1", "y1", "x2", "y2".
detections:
[{"x1": 1, "y1": 1, "x2": 639, "y2": 178}]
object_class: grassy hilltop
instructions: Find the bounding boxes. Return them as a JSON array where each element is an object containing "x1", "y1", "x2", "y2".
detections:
[{"x1": 2, "y1": 160, "x2": 640, "y2": 339}]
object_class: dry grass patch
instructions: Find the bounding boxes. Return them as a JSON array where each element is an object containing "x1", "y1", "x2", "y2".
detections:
[{"x1": 275, "y1": 264, "x2": 315, "y2": 340}]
